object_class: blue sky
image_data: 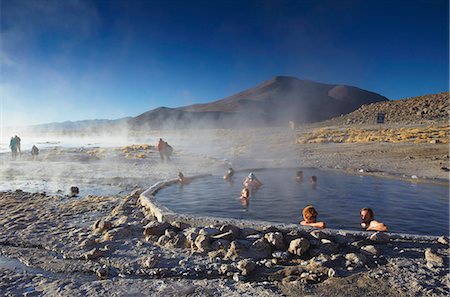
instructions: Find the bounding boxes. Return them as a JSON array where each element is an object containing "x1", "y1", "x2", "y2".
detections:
[{"x1": 1, "y1": 0, "x2": 448, "y2": 126}]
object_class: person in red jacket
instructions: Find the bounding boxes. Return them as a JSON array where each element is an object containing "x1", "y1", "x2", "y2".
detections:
[{"x1": 157, "y1": 138, "x2": 166, "y2": 161}]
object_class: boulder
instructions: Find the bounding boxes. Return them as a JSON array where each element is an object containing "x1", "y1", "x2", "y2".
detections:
[
  {"x1": 437, "y1": 236, "x2": 449, "y2": 245},
  {"x1": 424, "y1": 248, "x2": 444, "y2": 268},
  {"x1": 288, "y1": 238, "x2": 310, "y2": 256},
  {"x1": 199, "y1": 227, "x2": 221, "y2": 237},
  {"x1": 92, "y1": 219, "x2": 112, "y2": 233},
  {"x1": 211, "y1": 239, "x2": 231, "y2": 250},
  {"x1": 211, "y1": 230, "x2": 235, "y2": 241},
  {"x1": 96, "y1": 265, "x2": 110, "y2": 279},
  {"x1": 241, "y1": 228, "x2": 259, "y2": 238},
  {"x1": 249, "y1": 238, "x2": 273, "y2": 259},
  {"x1": 219, "y1": 224, "x2": 241, "y2": 239},
  {"x1": 361, "y1": 245, "x2": 380, "y2": 256},
  {"x1": 143, "y1": 221, "x2": 171, "y2": 238},
  {"x1": 264, "y1": 232, "x2": 285, "y2": 250},
  {"x1": 369, "y1": 232, "x2": 390, "y2": 244},
  {"x1": 225, "y1": 241, "x2": 245, "y2": 260},
  {"x1": 194, "y1": 234, "x2": 211, "y2": 253},
  {"x1": 344, "y1": 253, "x2": 367, "y2": 267}
]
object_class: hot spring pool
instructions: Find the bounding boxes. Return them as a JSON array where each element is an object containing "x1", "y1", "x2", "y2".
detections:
[{"x1": 156, "y1": 168, "x2": 449, "y2": 236}]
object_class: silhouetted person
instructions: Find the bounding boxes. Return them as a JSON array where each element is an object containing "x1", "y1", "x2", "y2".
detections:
[
  {"x1": 295, "y1": 170, "x2": 303, "y2": 183},
  {"x1": 164, "y1": 141, "x2": 172, "y2": 161},
  {"x1": 300, "y1": 205, "x2": 326, "y2": 229},
  {"x1": 70, "y1": 187, "x2": 79, "y2": 197},
  {"x1": 14, "y1": 135, "x2": 21, "y2": 155},
  {"x1": 31, "y1": 145, "x2": 39, "y2": 160},
  {"x1": 360, "y1": 207, "x2": 388, "y2": 232},
  {"x1": 9, "y1": 136, "x2": 18, "y2": 160},
  {"x1": 157, "y1": 138, "x2": 166, "y2": 161}
]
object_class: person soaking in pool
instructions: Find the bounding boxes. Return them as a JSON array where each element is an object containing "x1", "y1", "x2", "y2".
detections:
[
  {"x1": 360, "y1": 207, "x2": 388, "y2": 232},
  {"x1": 223, "y1": 167, "x2": 234, "y2": 180},
  {"x1": 177, "y1": 172, "x2": 192, "y2": 185},
  {"x1": 300, "y1": 205, "x2": 326, "y2": 229},
  {"x1": 295, "y1": 171, "x2": 303, "y2": 182},
  {"x1": 243, "y1": 172, "x2": 263, "y2": 190},
  {"x1": 240, "y1": 188, "x2": 250, "y2": 209}
]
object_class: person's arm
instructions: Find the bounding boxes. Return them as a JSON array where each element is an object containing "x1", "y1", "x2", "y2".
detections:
[
  {"x1": 300, "y1": 221, "x2": 326, "y2": 229},
  {"x1": 366, "y1": 220, "x2": 388, "y2": 232},
  {"x1": 255, "y1": 179, "x2": 263, "y2": 187}
]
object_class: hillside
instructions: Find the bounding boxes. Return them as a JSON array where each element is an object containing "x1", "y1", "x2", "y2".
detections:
[
  {"x1": 129, "y1": 76, "x2": 388, "y2": 128},
  {"x1": 325, "y1": 92, "x2": 448, "y2": 126}
]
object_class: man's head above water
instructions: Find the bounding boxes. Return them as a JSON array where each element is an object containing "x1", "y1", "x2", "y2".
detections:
[{"x1": 360, "y1": 207, "x2": 374, "y2": 224}]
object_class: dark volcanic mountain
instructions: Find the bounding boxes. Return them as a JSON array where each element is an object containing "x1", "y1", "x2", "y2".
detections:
[{"x1": 129, "y1": 76, "x2": 388, "y2": 129}]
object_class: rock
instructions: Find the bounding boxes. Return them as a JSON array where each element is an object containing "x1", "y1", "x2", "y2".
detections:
[
  {"x1": 361, "y1": 245, "x2": 380, "y2": 256},
  {"x1": 219, "y1": 224, "x2": 241, "y2": 239},
  {"x1": 211, "y1": 230, "x2": 235, "y2": 241},
  {"x1": 157, "y1": 231, "x2": 186, "y2": 249},
  {"x1": 264, "y1": 232, "x2": 285, "y2": 250},
  {"x1": 183, "y1": 227, "x2": 200, "y2": 248},
  {"x1": 237, "y1": 259, "x2": 256, "y2": 276},
  {"x1": 430, "y1": 139, "x2": 441, "y2": 144},
  {"x1": 437, "y1": 236, "x2": 449, "y2": 245},
  {"x1": 241, "y1": 228, "x2": 259, "y2": 237},
  {"x1": 424, "y1": 248, "x2": 444, "y2": 268},
  {"x1": 272, "y1": 251, "x2": 290, "y2": 261},
  {"x1": 80, "y1": 237, "x2": 97, "y2": 248},
  {"x1": 344, "y1": 253, "x2": 367, "y2": 267},
  {"x1": 143, "y1": 221, "x2": 171, "y2": 238},
  {"x1": 249, "y1": 238, "x2": 273, "y2": 259},
  {"x1": 199, "y1": 227, "x2": 221, "y2": 237},
  {"x1": 246, "y1": 234, "x2": 263, "y2": 242},
  {"x1": 310, "y1": 230, "x2": 331, "y2": 241},
  {"x1": 369, "y1": 232, "x2": 390, "y2": 244},
  {"x1": 219, "y1": 264, "x2": 233, "y2": 275},
  {"x1": 194, "y1": 234, "x2": 211, "y2": 253},
  {"x1": 225, "y1": 241, "x2": 246, "y2": 260},
  {"x1": 96, "y1": 265, "x2": 110, "y2": 279},
  {"x1": 84, "y1": 248, "x2": 104, "y2": 260},
  {"x1": 334, "y1": 234, "x2": 353, "y2": 246},
  {"x1": 170, "y1": 221, "x2": 190, "y2": 230},
  {"x1": 284, "y1": 230, "x2": 303, "y2": 244},
  {"x1": 327, "y1": 268, "x2": 336, "y2": 278},
  {"x1": 211, "y1": 239, "x2": 231, "y2": 250},
  {"x1": 104, "y1": 225, "x2": 132, "y2": 240},
  {"x1": 130, "y1": 188, "x2": 142, "y2": 197},
  {"x1": 288, "y1": 238, "x2": 310, "y2": 256},
  {"x1": 142, "y1": 254, "x2": 160, "y2": 268},
  {"x1": 92, "y1": 219, "x2": 112, "y2": 233},
  {"x1": 263, "y1": 226, "x2": 280, "y2": 233}
]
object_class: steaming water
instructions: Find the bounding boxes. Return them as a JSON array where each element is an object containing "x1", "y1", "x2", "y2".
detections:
[{"x1": 156, "y1": 169, "x2": 449, "y2": 236}]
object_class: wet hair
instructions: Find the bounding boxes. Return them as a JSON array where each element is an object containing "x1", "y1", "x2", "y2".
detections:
[
  {"x1": 361, "y1": 207, "x2": 374, "y2": 218},
  {"x1": 311, "y1": 176, "x2": 317, "y2": 182},
  {"x1": 178, "y1": 172, "x2": 184, "y2": 179},
  {"x1": 302, "y1": 205, "x2": 318, "y2": 222}
]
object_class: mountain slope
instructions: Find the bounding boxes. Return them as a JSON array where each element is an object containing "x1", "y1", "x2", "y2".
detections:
[{"x1": 129, "y1": 76, "x2": 388, "y2": 128}]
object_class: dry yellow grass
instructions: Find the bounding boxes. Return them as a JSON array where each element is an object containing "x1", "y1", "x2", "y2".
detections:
[{"x1": 296, "y1": 125, "x2": 449, "y2": 144}]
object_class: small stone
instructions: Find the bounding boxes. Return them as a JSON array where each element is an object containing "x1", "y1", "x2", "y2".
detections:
[
  {"x1": 96, "y1": 265, "x2": 110, "y2": 279},
  {"x1": 237, "y1": 259, "x2": 256, "y2": 276},
  {"x1": 84, "y1": 248, "x2": 104, "y2": 260},
  {"x1": 327, "y1": 268, "x2": 336, "y2": 278},
  {"x1": 142, "y1": 254, "x2": 160, "y2": 268},
  {"x1": 437, "y1": 236, "x2": 449, "y2": 245},
  {"x1": 194, "y1": 234, "x2": 211, "y2": 253},
  {"x1": 361, "y1": 245, "x2": 380, "y2": 256},
  {"x1": 424, "y1": 248, "x2": 444, "y2": 267},
  {"x1": 344, "y1": 253, "x2": 367, "y2": 267}
]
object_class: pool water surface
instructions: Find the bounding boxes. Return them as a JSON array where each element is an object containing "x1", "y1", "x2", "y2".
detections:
[{"x1": 156, "y1": 169, "x2": 449, "y2": 236}]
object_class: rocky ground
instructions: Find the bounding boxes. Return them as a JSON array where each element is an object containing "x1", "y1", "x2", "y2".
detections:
[{"x1": 0, "y1": 91, "x2": 449, "y2": 296}]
